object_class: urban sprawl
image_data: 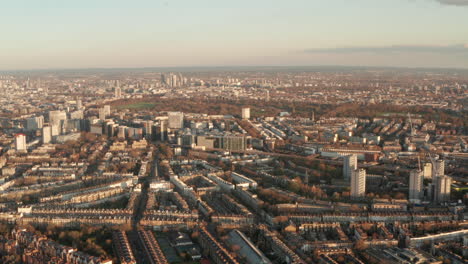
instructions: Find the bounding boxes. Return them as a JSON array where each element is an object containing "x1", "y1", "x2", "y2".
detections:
[{"x1": 0, "y1": 68, "x2": 467, "y2": 264}]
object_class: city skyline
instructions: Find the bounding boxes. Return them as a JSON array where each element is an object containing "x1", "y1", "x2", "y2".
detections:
[
  {"x1": 1, "y1": 2, "x2": 467, "y2": 262},
  {"x1": 2, "y1": 0, "x2": 468, "y2": 70},
  {"x1": 0, "y1": 65, "x2": 466, "y2": 264}
]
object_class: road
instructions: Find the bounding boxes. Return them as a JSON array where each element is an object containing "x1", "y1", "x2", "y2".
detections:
[{"x1": 127, "y1": 151, "x2": 159, "y2": 264}]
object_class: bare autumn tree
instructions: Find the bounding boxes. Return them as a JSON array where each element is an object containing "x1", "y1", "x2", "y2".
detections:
[{"x1": 354, "y1": 240, "x2": 368, "y2": 251}]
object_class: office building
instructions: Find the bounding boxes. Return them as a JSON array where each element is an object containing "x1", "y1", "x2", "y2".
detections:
[
  {"x1": 242, "y1": 107, "x2": 250, "y2": 119},
  {"x1": 161, "y1": 73, "x2": 183, "y2": 88},
  {"x1": 15, "y1": 134, "x2": 27, "y2": 152},
  {"x1": 161, "y1": 73, "x2": 167, "y2": 86},
  {"x1": 48, "y1": 110, "x2": 67, "y2": 134},
  {"x1": 144, "y1": 120, "x2": 153, "y2": 139},
  {"x1": 434, "y1": 176, "x2": 451, "y2": 203},
  {"x1": 90, "y1": 122, "x2": 103, "y2": 135},
  {"x1": 172, "y1": 74, "x2": 178, "y2": 87},
  {"x1": 343, "y1": 154, "x2": 358, "y2": 180},
  {"x1": 118, "y1": 126, "x2": 127, "y2": 139},
  {"x1": 168, "y1": 112, "x2": 184, "y2": 129},
  {"x1": 25, "y1": 116, "x2": 44, "y2": 131},
  {"x1": 70, "y1": 110, "x2": 84, "y2": 120},
  {"x1": 42, "y1": 126, "x2": 52, "y2": 144},
  {"x1": 351, "y1": 169, "x2": 366, "y2": 198},
  {"x1": 38, "y1": 116, "x2": 45, "y2": 129},
  {"x1": 219, "y1": 136, "x2": 248, "y2": 151},
  {"x1": 127, "y1": 127, "x2": 143, "y2": 140},
  {"x1": 409, "y1": 170, "x2": 423, "y2": 202}
]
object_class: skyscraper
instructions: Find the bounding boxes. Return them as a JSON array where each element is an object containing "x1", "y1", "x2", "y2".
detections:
[
  {"x1": 168, "y1": 112, "x2": 184, "y2": 129},
  {"x1": 351, "y1": 169, "x2": 366, "y2": 198},
  {"x1": 144, "y1": 120, "x2": 153, "y2": 139},
  {"x1": 343, "y1": 154, "x2": 357, "y2": 180},
  {"x1": 409, "y1": 170, "x2": 423, "y2": 202},
  {"x1": 434, "y1": 175, "x2": 452, "y2": 203},
  {"x1": 15, "y1": 134, "x2": 27, "y2": 152},
  {"x1": 42, "y1": 126, "x2": 52, "y2": 144},
  {"x1": 161, "y1": 73, "x2": 166, "y2": 86},
  {"x1": 115, "y1": 86, "x2": 122, "y2": 98},
  {"x1": 25, "y1": 116, "x2": 44, "y2": 131},
  {"x1": 242, "y1": 107, "x2": 250, "y2": 119},
  {"x1": 171, "y1": 74, "x2": 178, "y2": 87}
]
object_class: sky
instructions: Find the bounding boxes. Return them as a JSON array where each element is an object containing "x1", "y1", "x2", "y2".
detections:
[{"x1": 1, "y1": 0, "x2": 468, "y2": 70}]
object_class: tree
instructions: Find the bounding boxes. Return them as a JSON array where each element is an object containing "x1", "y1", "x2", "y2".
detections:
[
  {"x1": 350, "y1": 204, "x2": 361, "y2": 212},
  {"x1": 394, "y1": 192, "x2": 406, "y2": 199},
  {"x1": 191, "y1": 231, "x2": 200, "y2": 239},
  {"x1": 354, "y1": 240, "x2": 368, "y2": 251},
  {"x1": 273, "y1": 216, "x2": 289, "y2": 224}
]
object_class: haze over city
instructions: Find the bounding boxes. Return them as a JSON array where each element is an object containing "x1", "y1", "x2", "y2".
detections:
[
  {"x1": 2, "y1": 0, "x2": 468, "y2": 70},
  {"x1": 0, "y1": 1, "x2": 468, "y2": 264}
]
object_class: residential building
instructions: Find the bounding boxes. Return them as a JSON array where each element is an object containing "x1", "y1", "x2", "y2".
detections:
[
  {"x1": 343, "y1": 154, "x2": 357, "y2": 180},
  {"x1": 351, "y1": 169, "x2": 366, "y2": 198}
]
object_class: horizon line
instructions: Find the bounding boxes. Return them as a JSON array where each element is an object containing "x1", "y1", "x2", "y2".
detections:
[{"x1": 1, "y1": 64, "x2": 468, "y2": 73}]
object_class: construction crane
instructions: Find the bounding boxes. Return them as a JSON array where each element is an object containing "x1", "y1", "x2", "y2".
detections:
[
  {"x1": 417, "y1": 155, "x2": 421, "y2": 171},
  {"x1": 428, "y1": 152, "x2": 441, "y2": 179},
  {"x1": 407, "y1": 112, "x2": 415, "y2": 137}
]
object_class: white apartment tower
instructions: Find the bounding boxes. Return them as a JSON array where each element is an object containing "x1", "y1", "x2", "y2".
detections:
[
  {"x1": 42, "y1": 126, "x2": 52, "y2": 144},
  {"x1": 351, "y1": 169, "x2": 366, "y2": 198},
  {"x1": 434, "y1": 175, "x2": 451, "y2": 203},
  {"x1": 409, "y1": 170, "x2": 423, "y2": 202},
  {"x1": 242, "y1": 107, "x2": 251, "y2": 120},
  {"x1": 48, "y1": 110, "x2": 67, "y2": 134},
  {"x1": 25, "y1": 116, "x2": 44, "y2": 131},
  {"x1": 15, "y1": 134, "x2": 27, "y2": 152},
  {"x1": 168, "y1": 112, "x2": 184, "y2": 129},
  {"x1": 343, "y1": 154, "x2": 358, "y2": 180}
]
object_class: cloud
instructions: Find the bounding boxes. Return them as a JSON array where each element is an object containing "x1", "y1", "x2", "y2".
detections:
[
  {"x1": 304, "y1": 44, "x2": 468, "y2": 54},
  {"x1": 435, "y1": 0, "x2": 468, "y2": 6}
]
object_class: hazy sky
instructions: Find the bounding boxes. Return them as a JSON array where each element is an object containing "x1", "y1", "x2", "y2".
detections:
[{"x1": 1, "y1": 0, "x2": 468, "y2": 70}]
